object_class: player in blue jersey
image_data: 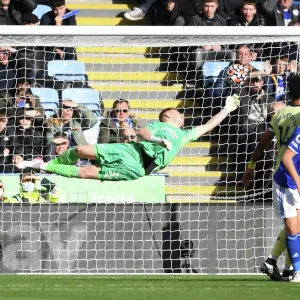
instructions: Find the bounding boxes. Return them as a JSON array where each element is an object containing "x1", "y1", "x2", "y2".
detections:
[
  {"x1": 272, "y1": 127, "x2": 300, "y2": 282},
  {"x1": 242, "y1": 74, "x2": 300, "y2": 282}
]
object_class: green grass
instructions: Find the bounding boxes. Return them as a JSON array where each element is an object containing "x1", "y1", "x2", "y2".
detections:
[{"x1": 0, "y1": 275, "x2": 300, "y2": 300}]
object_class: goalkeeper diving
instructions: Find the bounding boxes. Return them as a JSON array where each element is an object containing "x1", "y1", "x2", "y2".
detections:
[{"x1": 18, "y1": 95, "x2": 240, "y2": 181}]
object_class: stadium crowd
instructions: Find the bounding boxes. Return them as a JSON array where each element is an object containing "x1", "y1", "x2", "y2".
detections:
[{"x1": 0, "y1": 0, "x2": 298, "y2": 204}]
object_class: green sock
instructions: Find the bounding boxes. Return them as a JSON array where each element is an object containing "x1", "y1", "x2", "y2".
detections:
[
  {"x1": 271, "y1": 228, "x2": 286, "y2": 259},
  {"x1": 49, "y1": 148, "x2": 79, "y2": 165},
  {"x1": 46, "y1": 163, "x2": 81, "y2": 178}
]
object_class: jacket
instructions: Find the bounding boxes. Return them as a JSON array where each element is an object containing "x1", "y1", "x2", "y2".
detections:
[
  {"x1": 229, "y1": 13, "x2": 266, "y2": 26},
  {"x1": 162, "y1": 0, "x2": 203, "y2": 25},
  {"x1": 189, "y1": 12, "x2": 227, "y2": 26},
  {"x1": 0, "y1": 7, "x2": 22, "y2": 25},
  {"x1": 8, "y1": 189, "x2": 60, "y2": 203},
  {"x1": 12, "y1": 126, "x2": 44, "y2": 160},
  {"x1": 238, "y1": 88, "x2": 275, "y2": 135},
  {"x1": 40, "y1": 9, "x2": 77, "y2": 26},
  {"x1": 264, "y1": 73, "x2": 291, "y2": 101},
  {"x1": 261, "y1": 0, "x2": 300, "y2": 26},
  {"x1": 46, "y1": 105, "x2": 98, "y2": 145},
  {"x1": 211, "y1": 62, "x2": 259, "y2": 99},
  {"x1": 98, "y1": 112, "x2": 140, "y2": 144}
]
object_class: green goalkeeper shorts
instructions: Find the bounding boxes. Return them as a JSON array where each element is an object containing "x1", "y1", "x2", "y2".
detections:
[{"x1": 94, "y1": 143, "x2": 146, "y2": 181}]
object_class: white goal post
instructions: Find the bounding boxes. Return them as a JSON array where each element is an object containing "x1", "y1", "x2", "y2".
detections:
[{"x1": 0, "y1": 26, "x2": 298, "y2": 273}]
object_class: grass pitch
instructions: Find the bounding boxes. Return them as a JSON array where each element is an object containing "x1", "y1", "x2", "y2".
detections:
[{"x1": 0, "y1": 275, "x2": 300, "y2": 300}]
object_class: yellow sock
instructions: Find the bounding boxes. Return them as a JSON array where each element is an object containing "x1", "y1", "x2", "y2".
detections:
[{"x1": 271, "y1": 228, "x2": 286, "y2": 259}]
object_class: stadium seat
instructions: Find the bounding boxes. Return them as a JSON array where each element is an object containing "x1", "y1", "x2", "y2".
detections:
[
  {"x1": 62, "y1": 88, "x2": 102, "y2": 116},
  {"x1": 251, "y1": 61, "x2": 266, "y2": 71},
  {"x1": 47, "y1": 61, "x2": 88, "y2": 84},
  {"x1": 31, "y1": 88, "x2": 59, "y2": 118},
  {"x1": 202, "y1": 61, "x2": 231, "y2": 87},
  {"x1": 32, "y1": 5, "x2": 51, "y2": 23}
]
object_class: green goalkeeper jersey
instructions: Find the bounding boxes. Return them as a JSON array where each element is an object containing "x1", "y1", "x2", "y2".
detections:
[
  {"x1": 270, "y1": 105, "x2": 300, "y2": 172},
  {"x1": 139, "y1": 122, "x2": 198, "y2": 171}
]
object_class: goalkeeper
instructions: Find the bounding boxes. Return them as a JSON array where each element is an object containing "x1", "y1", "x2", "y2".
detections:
[{"x1": 18, "y1": 95, "x2": 239, "y2": 180}]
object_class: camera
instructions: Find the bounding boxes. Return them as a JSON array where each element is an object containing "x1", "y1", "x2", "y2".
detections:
[
  {"x1": 180, "y1": 240, "x2": 195, "y2": 259},
  {"x1": 180, "y1": 240, "x2": 198, "y2": 273}
]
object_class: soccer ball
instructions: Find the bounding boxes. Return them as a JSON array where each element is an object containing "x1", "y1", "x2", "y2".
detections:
[{"x1": 226, "y1": 64, "x2": 248, "y2": 86}]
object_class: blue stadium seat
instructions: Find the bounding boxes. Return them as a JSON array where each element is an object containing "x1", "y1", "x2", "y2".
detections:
[
  {"x1": 62, "y1": 88, "x2": 102, "y2": 116},
  {"x1": 31, "y1": 88, "x2": 59, "y2": 118},
  {"x1": 32, "y1": 4, "x2": 51, "y2": 23},
  {"x1": 202, "y1": 61, "x2": 231, "y2": 87},
  {"x1": 251, "y1": 61, "x2": 266, "y2": 71},
  {"x1": 40, "y1": 102, "x2": 57, "y2": 118},
  {"x1": 47, "y1": 61, "x2": 88, "y2": 84}
]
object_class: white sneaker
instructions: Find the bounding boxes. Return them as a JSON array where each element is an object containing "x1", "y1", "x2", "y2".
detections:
[
  {"x1": 124, "y1": 7, "x2": 145, "y2": 21},
  {"x1": 291, "y1": 271, "x2": 300, "y2": 283}
]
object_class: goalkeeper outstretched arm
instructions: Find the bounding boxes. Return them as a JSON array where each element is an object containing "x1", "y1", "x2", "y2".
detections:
[{"x1": 196, "y1": 94, "x2": 240, "y2": 138}]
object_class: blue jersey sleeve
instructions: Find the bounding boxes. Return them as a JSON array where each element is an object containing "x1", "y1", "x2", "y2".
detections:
[{"x1": 287, "y1": 127, "x2": 300, "y2": 154}]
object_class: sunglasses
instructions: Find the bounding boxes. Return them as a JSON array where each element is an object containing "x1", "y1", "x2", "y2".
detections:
[
  {"x1": 114, "y1": 109, "x2": 129, "y2": 113},
  {"x1": 123, "y1": 135, "x2": 136, "y2": 140}
]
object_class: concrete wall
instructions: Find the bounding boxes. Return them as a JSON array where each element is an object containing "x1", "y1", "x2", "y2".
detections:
[{"x1": 0, "y1": 203, "x2": 282, "y2": 273}]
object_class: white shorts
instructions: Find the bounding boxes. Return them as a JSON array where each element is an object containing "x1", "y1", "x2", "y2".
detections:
[{"x1": 273, "y1": 181, "x2": 300, "y2": 219}]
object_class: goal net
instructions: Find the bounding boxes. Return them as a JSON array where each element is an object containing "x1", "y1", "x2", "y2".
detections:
[{"x1": 0, "y1": 26, "x2": 298, "y2": 273}]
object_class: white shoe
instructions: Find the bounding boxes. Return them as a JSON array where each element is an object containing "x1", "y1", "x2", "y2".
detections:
[
  {"x1": 124, "y1": 7, "x2": 145, "y2": 21},
  {"x1": 291, "y1": 271, "x2": 300, "y2": 283},
  {"x1": 17, "y1": 160, "x2": 44, "y2": 170}
]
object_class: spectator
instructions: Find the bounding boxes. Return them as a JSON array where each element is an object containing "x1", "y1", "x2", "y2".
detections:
[
  {"x1": 233, "y1": 75, "x2": 277, "y2": 190},
  {"x1": 216, "y1": 0, "x2": 243, "y2": 21},
  {"x1": 189, "y1": 0, "x2": 227, "y2": 26},
  {"x1": 40, "y1": 0, "x2": 76, "y2": 26},
  {"x1": 0, "y1": 0, "x2": 22, "y2": 25},
  {"x1": 210, "y1": 44, "x2": 266, "y2": 102},
  {"x1": 40, "y1": 0, "x2": 77, "y2": 60},
  {"x1": 124, "y1": 0, "x2": 155, "y2": 21},
  {"x1": 119, "y1": 126, "x2": 137, "y2": 143},
  {"x1": 264, "y1": 56, "x2": 296, "y2": 101},
  {"x1": 260, "y1": 0, "x2": 300, "y2": 26},
  {"x1": 22, "y1": 12, "x2": 39, "y2": 25},
  {"x1": 0, "y1": 46, "x2": 17, "y2": 96},
  {"x1": 160, "y1": 0, "x2": 203, "y2": 26},
  {"x1": 0, "y1": 179, "x2": 9, "y2": 201},
  {"x1": 98, "y1": 99, "x2": 140, "y2": 144},
  {"x1": 187, "y1": 0, "x2": 234, "y2": 72},
  {"x1": 229, "y1": 1, "x2": 266, "y2": 26},
  {"x1": 15, "y1": 80, "x2": 43, "y2": 114},
  {"x1": 8, "y1": 170, "x2": 61, "y2": 203},
  {"x1": 12, "y1": 107, "x2": 44, "y2": 160},
  {"x1": 11, "y1": 0, "x2": 37, "y2": 16},
  {"x1": 46, "y1": 99, "x2": 97, "y2": 146},
  {"x1": 0, "y1": 107, "x2": 14, "y2": 172},
  {"x1": 44, "y1": 131, "x2": 69, "y2": 162}
]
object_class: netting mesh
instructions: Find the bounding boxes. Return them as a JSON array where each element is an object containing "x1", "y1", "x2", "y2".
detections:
[{"x1": 0, "y1": 31, "x2": 297, "y2": 273}]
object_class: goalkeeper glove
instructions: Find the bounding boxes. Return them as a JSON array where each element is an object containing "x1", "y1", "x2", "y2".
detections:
[{"x1": 225, "y1": 94, "x2": 240, "y2": 113}]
